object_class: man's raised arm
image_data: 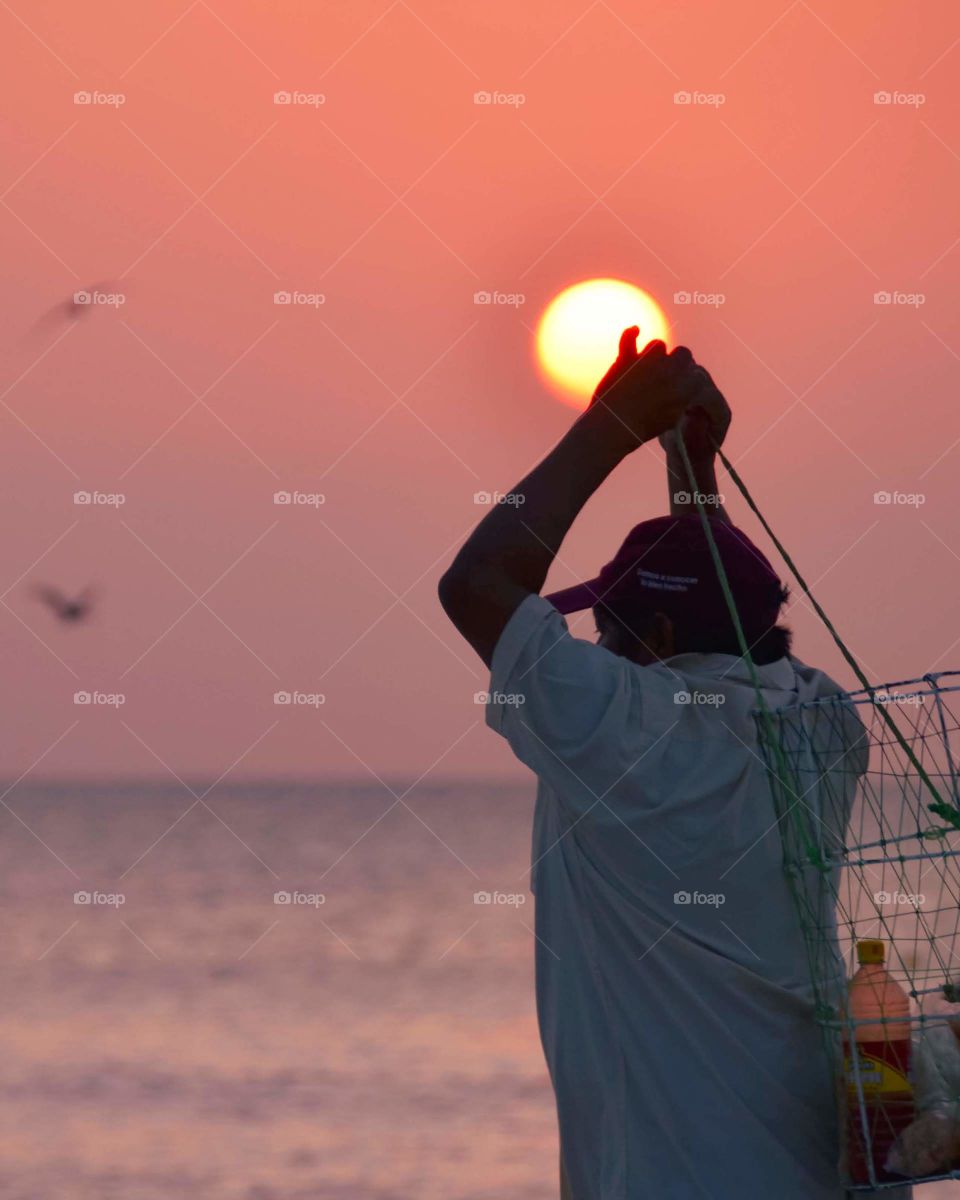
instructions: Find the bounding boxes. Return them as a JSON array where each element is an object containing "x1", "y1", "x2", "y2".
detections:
[{"x1": 437, "y1": 330, "x2": 700, "y2": 667}]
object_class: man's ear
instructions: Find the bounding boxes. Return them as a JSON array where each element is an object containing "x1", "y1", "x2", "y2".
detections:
[{"x1": 651, "y1": 611, "x2": 676, "y2": 659}]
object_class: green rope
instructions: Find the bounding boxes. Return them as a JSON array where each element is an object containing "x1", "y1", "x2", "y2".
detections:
[
  {"x1": 673, "y1": 429, "x2": 824, "y2": 867},
  {"x1": 711, "y1": 441, "x2": 949, "y2": 824},
  {"x1": 673, "y1": 429, "x2": 869, "y2": 1089},
  {"x1": 673, "y1": 433, "x2": 762, "y2": 692}
]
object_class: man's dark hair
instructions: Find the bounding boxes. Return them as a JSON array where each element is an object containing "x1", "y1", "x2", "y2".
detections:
[{"x1": 594, "y1": 583, "x2": 792, "y2": 666}]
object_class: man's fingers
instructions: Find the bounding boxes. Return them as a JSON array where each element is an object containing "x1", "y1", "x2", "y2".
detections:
[
  {"x1": 639, "y1": 338, "x2": 667, "y2": 360},
  {"x1": 617, "y1": 325, "x2": 640, "y2": 361}
]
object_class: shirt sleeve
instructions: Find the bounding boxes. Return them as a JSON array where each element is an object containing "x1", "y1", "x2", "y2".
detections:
[{"x1": 485, "y1": 593, "x2": 679, "y2": 812}]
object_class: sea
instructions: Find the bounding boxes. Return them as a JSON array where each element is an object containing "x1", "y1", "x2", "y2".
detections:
[{"x1": 2, "y1": 781, "x2": 957, "y2": 1199}]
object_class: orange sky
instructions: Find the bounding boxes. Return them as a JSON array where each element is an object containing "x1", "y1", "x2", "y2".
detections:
[{"x1": 1, "y1": 0, "x2": 959, "y2": 780}]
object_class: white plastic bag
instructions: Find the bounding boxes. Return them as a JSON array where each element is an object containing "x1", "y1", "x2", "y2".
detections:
[{"x1": 886, "y1": 1021, "x2": 960, "y2": 1177}]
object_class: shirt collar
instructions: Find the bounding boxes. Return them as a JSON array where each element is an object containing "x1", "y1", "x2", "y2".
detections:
[{"x1": 661, "y1": 651, "x2": 796, "y2": 691}]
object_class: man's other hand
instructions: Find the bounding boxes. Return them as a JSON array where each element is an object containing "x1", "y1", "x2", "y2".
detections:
[{"x1": 658, "y1": 363, "x2": 731, "y2": 460}]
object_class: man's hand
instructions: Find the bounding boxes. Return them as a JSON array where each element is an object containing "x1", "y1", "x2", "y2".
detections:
[
  {"x1": 585, "y1": 327, "x2": 702, "y2": 455},
  {"x1": 658, "y1": 363, "x2": 731, "y2": 460}
]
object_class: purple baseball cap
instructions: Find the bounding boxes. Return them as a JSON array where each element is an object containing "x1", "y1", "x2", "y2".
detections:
[{"x1": 544, "y1": 516, "x2": 784, "y2": 641}]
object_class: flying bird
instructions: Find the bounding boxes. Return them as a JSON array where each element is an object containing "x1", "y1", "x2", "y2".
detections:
[
  {"x1": 33, "y1": 584, "x2": 95, "y2": 624},
  {"x1": 30, "y1": 282, "x2": 123, "y2": 334}
]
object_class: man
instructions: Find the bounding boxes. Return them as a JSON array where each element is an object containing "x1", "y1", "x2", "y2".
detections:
[{"x1": 439, "y1": 330, "x2": 876, "y2": 1198}]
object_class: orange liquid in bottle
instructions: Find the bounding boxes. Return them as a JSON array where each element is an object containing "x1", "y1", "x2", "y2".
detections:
[{"x1": 843, "y1": 939, "x2": 914, "y2": 1184}]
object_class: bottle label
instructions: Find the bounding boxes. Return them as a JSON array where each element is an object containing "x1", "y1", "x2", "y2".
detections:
[{"x1": 845, "y1": 1043, "x2": 912, "y2": 1096}]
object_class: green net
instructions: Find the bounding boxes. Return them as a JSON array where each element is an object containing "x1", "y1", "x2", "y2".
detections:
[
  {"x1": 673, "y1": 428, "x2": 960, "y2": 1189},
  {"x1": 757, "y1": 674, "x2": 960, "y2": 1188}
]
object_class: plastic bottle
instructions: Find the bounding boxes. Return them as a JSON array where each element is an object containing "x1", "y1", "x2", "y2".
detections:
[{"x1": 843, "y1": 938, "x2": 914, "y2": 1184}]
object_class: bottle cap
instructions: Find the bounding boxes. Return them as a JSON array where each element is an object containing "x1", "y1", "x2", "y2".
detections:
[{"x1": 857, "y1": 939, "x2": 885, "y2": 965}]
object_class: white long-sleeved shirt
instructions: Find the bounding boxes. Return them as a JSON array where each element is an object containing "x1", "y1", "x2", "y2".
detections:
[{"x1": 486, "y1": 593, "x2": 886, "y2": 1199}]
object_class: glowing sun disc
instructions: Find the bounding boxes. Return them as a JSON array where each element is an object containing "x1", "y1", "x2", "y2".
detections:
[{"x1": 536, "y1": 278, "x2": 670, "y2": 408}]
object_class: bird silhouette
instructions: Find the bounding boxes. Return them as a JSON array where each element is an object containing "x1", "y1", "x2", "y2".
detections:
[
  {"x1": 30, "y1": 282, "x2": 122, "y2": 335},
  {"x1": 33, "y1": 584, "x2": 95, "y2": 624}
]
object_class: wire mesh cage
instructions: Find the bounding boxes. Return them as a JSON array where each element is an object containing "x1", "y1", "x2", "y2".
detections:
[{"x1": 756, "y1": 671, "x2": 960, "y2": 1190}]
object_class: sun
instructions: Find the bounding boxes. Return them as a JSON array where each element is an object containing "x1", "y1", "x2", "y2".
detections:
[{"x1": 535, "y1": 278, "x2": 671, "y2": 409}]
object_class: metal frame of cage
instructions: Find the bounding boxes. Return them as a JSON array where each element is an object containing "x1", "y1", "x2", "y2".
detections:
[{"x1": 755, "y1": 671, "x2": 960, "y2": 1190}]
